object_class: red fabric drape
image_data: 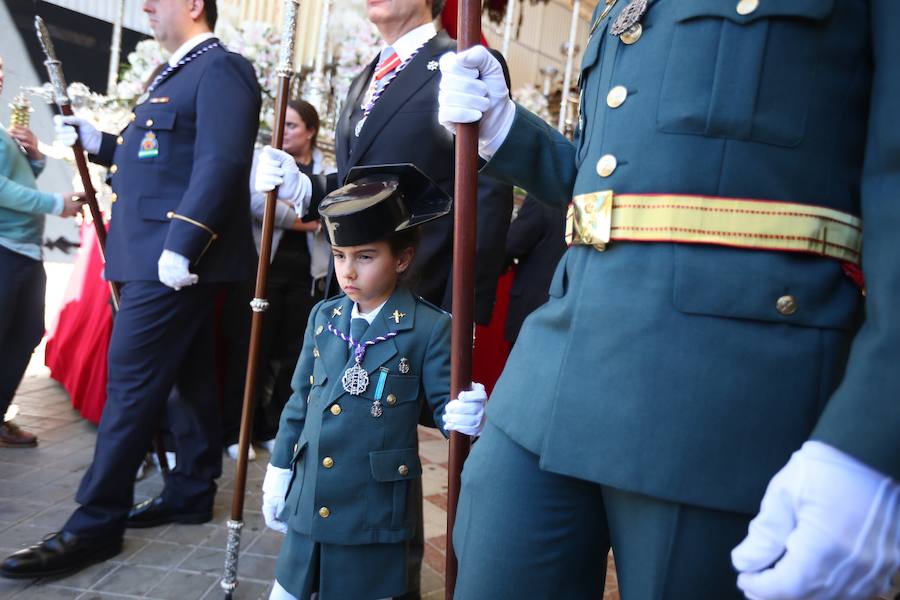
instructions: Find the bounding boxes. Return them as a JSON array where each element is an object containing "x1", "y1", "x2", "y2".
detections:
[{"x1": 45, "y1": 223, "x2": 113, "y2": 425}]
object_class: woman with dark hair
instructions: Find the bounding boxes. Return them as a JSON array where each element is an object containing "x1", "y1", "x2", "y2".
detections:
[{"x1": 223, "y1": 99, "x2": 334, "y2": 460}]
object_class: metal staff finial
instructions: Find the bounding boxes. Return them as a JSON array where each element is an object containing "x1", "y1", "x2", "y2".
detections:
[
  {"x1": 277, "y1": 0, "x2": 300, "y2": 77},
  {"x1": 34, "y1": 16, "x2": 70, "y2": 105}
]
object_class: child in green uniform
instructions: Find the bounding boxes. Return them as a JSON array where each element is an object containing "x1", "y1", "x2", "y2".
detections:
[{"x1": 257, "y1": 163, "x2": 486, "y2": 600}]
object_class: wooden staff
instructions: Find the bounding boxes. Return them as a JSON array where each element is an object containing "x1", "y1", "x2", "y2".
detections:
[
  {"x1": 445, "y1": 0, "x2": 483, "y2": 596},
  {"x1": 220, "y1": 1, "x2": 300, "y2": 597},
  {"x1": 34, "y1": 16, "x2": 120, "y2": 311}
]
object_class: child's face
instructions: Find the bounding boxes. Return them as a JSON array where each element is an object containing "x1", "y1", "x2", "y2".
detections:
[{"x1": 332, "y1": 240, "x2": 413, "y2": 313}]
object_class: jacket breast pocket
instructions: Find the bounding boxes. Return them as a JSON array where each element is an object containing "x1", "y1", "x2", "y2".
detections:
[
  {"x1": 132, "y1": 108, "x2": 177, "y2": 164},
  {"x1": 368, "y1": 448, "x2": 422, "y2": 531},
  {"x1": 657, "y1": 0, "x2": 834, "y2": 147}
]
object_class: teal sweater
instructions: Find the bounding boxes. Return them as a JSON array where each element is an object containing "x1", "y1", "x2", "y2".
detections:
[{"x1": 0, "y1": 127, "x2": 58, "y2": 253}]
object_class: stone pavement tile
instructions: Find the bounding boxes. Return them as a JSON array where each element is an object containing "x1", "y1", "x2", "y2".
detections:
[
  {"x1": 422, "y1": 498, "x2": 446, "y2": 540},
  {"x1": 242, "y1": 530, "x2": 282, "y2": 557},
  {"x1": 424, "y1": 493, "x2": 447, "y2": 512},
  {"x1": 234, "y1": 553, "x2": 276, "y2": 584},
  {"x1": 0, "y1": 446, "x2": 65, "y2": 467},
  {"x1": 179, "y1": 547, "x2": 227, "y2": 576},
  {"x1": 41, "y1": 559, "x2": 118, "y2": 591},
  {"x1": 125, "y1": 540, "x2": 193, "y2": 570},
  {"x1": 12, "y1": 583, "x2": 82, "y2": 599},
  {"x1": 145, "y1": 570, "x2": 218, "y2": 600},
  {"x1": 427, "y1": 533, "x2": 446, "y2": 552},
  {"x1": 0, "y1": 575, "x2": 31, "y2": 598},
  {"x1": 0, "y1": 477, "x2": 47, "y2": 502},
  {"x1": 0, "y1": 499, "x2": 52, "y2": 523},
  {"x1": 420, "y1": 564, "x2": 443, "y2": 596},
  {"x1": 421, "y1": 464, "x2": 447, "y2": 498},
  {"x1": 418, "y1": 427, "x2": 444, "y2": 442},
  {"x1": 20, "y1": 502, "x2": 78, "y2": 529},
  {"x1": 92, "y1": 564, "x2": 166, "y2": 596},
  {"x1": 117, "y1": 536, "x2": 151, "y2": 561},
  {"x1": 29, "y1": 482, "x2": 77, "y2": 505},
  {"x1": 0, "y1": 524, "x2": 57, "y2": 553},
  {"x1": 423, "y1": 539, "x2": 445, "y2": 573},
  {"x1": 418, "y1": 440, "x2": 449, "y2": 465},
  {"x1": 155, "y1": 523, "x2": 218, "y2": 547},
  {"x1": 201, "y1": 579, "x2": 270, "y2": 600},
  {"x1": 74, "y1": 593, "x2": 142, "y2": 599},
  {"x1": 0, "y1": 461, "x2": 33, "y2": 480}
]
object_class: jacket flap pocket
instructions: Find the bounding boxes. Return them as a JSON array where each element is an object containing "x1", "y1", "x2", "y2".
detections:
[
  {"x1": 137, "y1": 195, "x2": 178, "y2": 222},
  {"x1": 135, "y1": 109, "x2": 177, "y2": 131},
  {"x1": 672, "y1": 245, "x2": 859, "y2": 330},
  {"x1": 674, "y1": 0, "x2": 834, "y2": 23},
  {"x1": 370, "y1": 448, "x2": 422, "y2": 482},
  {"x1": 358, "y1": 372, "x2": 419, "y2": 403}
]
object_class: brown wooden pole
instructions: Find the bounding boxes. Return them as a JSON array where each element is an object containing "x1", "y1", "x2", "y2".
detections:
[
  {"x1": 445, "y1": 0, "x2": 482, "y2": 596},
  {"x1": 221, "y1": 3, "x2": 300, "y2": 596}
]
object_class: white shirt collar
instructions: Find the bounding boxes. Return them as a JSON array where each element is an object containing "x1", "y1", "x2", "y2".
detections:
[
  {"x1": 385, "y1": 22, "x2": 437, "y2": 62},
  {"x1": 352, "y1": 299, "x2": 389, "y2": 324},
  {"x1": 168, "y1": 32, "x2": 216, "y2": 66}
]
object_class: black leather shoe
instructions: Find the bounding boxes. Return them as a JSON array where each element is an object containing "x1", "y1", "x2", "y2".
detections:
[
  {"x1": 0, "y1": 531, "x2": 122, "y2": 579},
  {"x1": 126, "y1": 496, "x2": 212, "y2": 529}
]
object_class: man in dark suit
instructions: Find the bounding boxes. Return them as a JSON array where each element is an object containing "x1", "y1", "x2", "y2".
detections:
[
  {"x1": 1, "y1": 0, "x2": 260, "y2": 579},
  {"x1": 262, "y1": 0, "x2": 511, "y2": 326},
  {"x1": 503, "y1": 195, "x2": 567, "y2": 345}
]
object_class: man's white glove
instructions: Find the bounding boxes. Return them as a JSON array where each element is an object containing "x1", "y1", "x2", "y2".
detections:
[
  {"x1": 732, "y1": 441, "x2": 900, "y2": 600},
  {"x1": 438, "y1": 47, "x2": 515, "y2": 161},
  {"x1": 53, "y1": 115, "x2": 102, "y2": 155},
  {"x1": 157, "y1": 250, "x2": 198, "y2": 290},
  {"x1": 442, "y1": 382, "x2": 487, "y2": 437},
  {"x1": 254, "y1": 146, "x2": 312, "y2": 213},
  {"x1": 262, "y1": 463, "x2": 293, "y2": 534}
]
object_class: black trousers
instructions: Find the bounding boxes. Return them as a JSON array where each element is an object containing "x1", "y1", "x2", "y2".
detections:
[
  {"x1": 64, "y1": 281, "x2": 222, "y2": 538},
  {"x1": 0, "y1": 246, "x2": 45, "y2": 417}
]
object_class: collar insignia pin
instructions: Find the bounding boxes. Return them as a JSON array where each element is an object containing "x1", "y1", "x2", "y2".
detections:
[
  {"x1": 427, "y1": 60, "x2": 439, "y2": 71},
  {"x1": 392, "y1": 310, "x2": 406, "y2": 324},
  {"x1": 332, "y1": 306, "x2": 343, "y2": 317}
]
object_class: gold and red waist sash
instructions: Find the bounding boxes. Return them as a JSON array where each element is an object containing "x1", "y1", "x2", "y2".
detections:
[{"x1": 566, "y1": 191, "x2": 862, "y2": 265}]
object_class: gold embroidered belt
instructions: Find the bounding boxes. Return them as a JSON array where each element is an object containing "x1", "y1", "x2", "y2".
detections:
[{"x1": 566, "y1": 191, "x2": 862, "y2": 265}]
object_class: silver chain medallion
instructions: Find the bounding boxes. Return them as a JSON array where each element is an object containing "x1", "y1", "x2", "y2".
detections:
[
  {"x1": 342, "y1": 363, "x2": 369, "y2": 395},
  {"x1": 370, "y1": 400, "x2": 384, "y2": 418}
]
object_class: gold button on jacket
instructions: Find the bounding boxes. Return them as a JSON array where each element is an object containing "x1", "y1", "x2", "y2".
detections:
[
  {"x1": 318, "y1": 507, "x2": 330, "y2": 518},
  {"x1": 776, "y1": 295, "x2": 798, "y2": 316},
  {"x1": 330, "y1": 404, "x2": 342, "y2": 416},
  {"x1": 596, "y1": 154, "x2": 618, "y2": 177},
  {"x1": 322, "y1": 456, "x2": 334, "y2": 469}
]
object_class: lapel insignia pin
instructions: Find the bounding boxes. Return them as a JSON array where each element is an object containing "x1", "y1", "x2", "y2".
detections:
[
  {"x1": 332, "y1": 306, "x2": 343, "y2": 317},
  {"x1": 391, "y1": 310, "x2": 406, "y2": 324},
  {"x1": 427, "y1": 60, "x2": 439, "y2": 71},
  {"x1": 399, "y1": 358, "x2": 410, "y2": 374}
]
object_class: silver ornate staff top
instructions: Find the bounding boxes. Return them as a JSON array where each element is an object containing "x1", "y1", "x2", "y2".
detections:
[
  {"x1": 277, "y1": 0, "x2": 301, "y2": 77},
  {"x1": 34, "y1": 16, "x2": 70, "y2": 106}
]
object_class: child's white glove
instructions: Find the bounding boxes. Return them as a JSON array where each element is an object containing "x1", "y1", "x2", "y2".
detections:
[
  {"x1": 732, "y1": 441, "x2": 900, "y2": 600},
  {"x1": 254, "y1": 145, "x2": 312, "y2": 213},
  {"x1": 261, "y1": 463, "x2": 293, "y2": 534},
  {"x1": 53, "y1": 115, "x2": 102, "y2": 154},
  {"x1": 438, "y1": 47, "x2": 515, "y2": 160},
  {"x1": 443, "y1": 382, "x2": 487, "y2": 437}
]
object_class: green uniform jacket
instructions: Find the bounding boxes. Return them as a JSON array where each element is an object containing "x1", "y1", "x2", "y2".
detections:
[
  {"x1": 482, "y1": 0, "x2": 900, "y2": 514},
  {"x1": 271, "y1": 286, "x2": 451, "y2": 544}
]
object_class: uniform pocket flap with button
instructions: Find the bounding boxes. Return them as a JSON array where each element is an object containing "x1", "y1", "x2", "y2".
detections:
[
  {"x1": 137, "y1": 196, "x2": 179, "y2": 222},
  {"x1": 312, "y1": 360, "x2": 328, "y2": 387},
  {"x1": 672, "y1": 245, "x2": 860, "y2": 331},
  {"x1": 370, "y1": 448, "x2": 422, "y2": 482},
  {"x1": 135, "y1": 109, "x2": 177, "y2": 130},
  {"x1": 673, "y1": 0, "x2": 835, "y2": 23}
]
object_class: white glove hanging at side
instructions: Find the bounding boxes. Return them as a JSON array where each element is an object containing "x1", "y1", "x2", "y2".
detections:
[
  {"x1": 442, "y1": 382, "x2": 488, "y2": 437},
  {"x1": 53, "y1": 115, "x2": 102, "y2": 155},
  {"x1": 254, "y1": 146, "x2": 312, "y2": 214},
  {"x1": 438, "y1": 46, "x2": 516, "y2": 161},
  {"x1": 157, "y1": 250, "x2": 198, "y2": 290},
  {"x1": 732, "y1": 440, "x2": 900, "y2": 600},
  {"x1": 262, "y1": 463, "x2": 293, "y2": 534}
]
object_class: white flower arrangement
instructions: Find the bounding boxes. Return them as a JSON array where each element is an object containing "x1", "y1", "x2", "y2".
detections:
[{"x1": 512, "y1": 83, "x2": 553, "y2": 126}]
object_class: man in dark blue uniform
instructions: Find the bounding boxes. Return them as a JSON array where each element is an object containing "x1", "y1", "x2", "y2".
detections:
[{"x1": 1, "y1": 0, "x2": 260, "y2": 579}]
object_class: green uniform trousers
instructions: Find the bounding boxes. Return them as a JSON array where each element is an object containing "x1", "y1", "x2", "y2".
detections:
[{"x1": 453, "y1": 424, "x2": 752, "y2": 599}]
